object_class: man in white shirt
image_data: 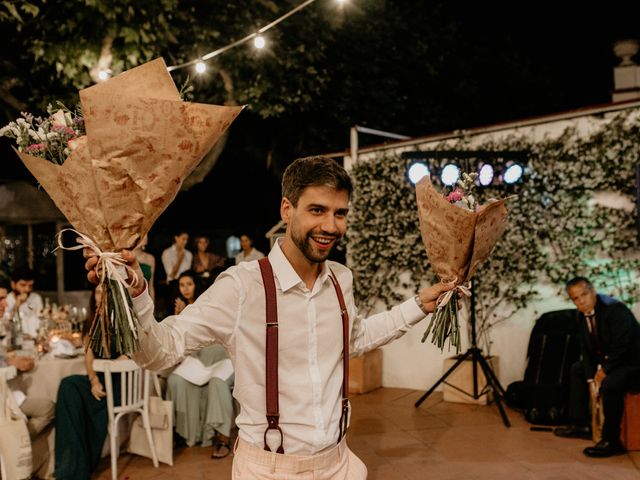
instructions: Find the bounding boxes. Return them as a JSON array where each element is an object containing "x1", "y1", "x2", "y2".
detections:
[
  {"x1": 85, "y1": 156, "x2": 452, "y2": 479},
  {"x1": 5, "y1": 267, "x2": 44, "y2": 338},
  {"x1": 0, "y1": 279, "x2": 55, "y2": 438},
  {"x1": 235, "y1": 234, "x2": 265, "y2": 264},
  {"x1": 161, "y1": 230, "x2": 193, "y2": 282}
]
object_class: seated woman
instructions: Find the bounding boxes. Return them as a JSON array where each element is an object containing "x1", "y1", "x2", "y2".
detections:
[
  {"x1": 54, "y1": 285, "x2": 128, "y2": 480},
  {"x1": 167, "y1": 270, "x2": 235, "y2": 458}
]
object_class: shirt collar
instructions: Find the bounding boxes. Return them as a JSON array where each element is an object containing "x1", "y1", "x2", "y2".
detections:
[{"x1": 268, "y1": 238, "x2": 331, "y2": 293}]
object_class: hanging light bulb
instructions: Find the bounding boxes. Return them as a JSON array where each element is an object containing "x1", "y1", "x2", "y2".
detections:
[
  {"x1": 195, "y1": 61, "x2": 207, "y2": 74},
  {"x1": 254, "y1": 35, "x2": 266, "y2": 49}
]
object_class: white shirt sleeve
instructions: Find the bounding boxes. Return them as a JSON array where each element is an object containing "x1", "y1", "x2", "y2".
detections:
[
  {"x1": 338, "y1": 269, "x2": 427, "y2": 357},
  {"x1": 131, "y1": 271, "x2": 241, "y2": 371},
  {"x1": 180, "y1": 250, "x2": 193, "y2": 275},
  {"x1": 161, "y1": 248, "x2": 173, "y2": 280}
]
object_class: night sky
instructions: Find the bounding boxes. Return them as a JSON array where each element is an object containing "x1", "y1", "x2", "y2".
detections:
[{"x1": 157, "y1": 1, "x2": 640, "y2": 253}]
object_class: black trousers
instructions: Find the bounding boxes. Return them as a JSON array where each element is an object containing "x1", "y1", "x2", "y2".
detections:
[{"x1": 568, "y1": 360, "x2": 640, "y2": 442}]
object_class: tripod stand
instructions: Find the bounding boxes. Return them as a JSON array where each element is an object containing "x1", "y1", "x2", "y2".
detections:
[{"x1": 414, "y1": 280, "x2": 511, "y2": 427}]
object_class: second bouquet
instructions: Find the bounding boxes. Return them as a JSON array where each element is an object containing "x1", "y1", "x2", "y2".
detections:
[
  {"x1": 5, "y1": 58, "x2": 243, "y2": 357},
  {"x1": 415, "y1": 172, "x2": 511, "y2": 353}
]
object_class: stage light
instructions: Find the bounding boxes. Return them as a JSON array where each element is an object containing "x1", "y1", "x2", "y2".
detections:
[
  {"x1": 478, "y1": 164, "x2": 494, "y2": 186},
  {"x1": 407, "y1": 162, "x2": 430, "y2": 185},
  {"x1": 195, "y1": 61, "x2": 207, "y2": 74},
  {"x1": 503, "y1": 163, "x2": 524, "y2": 184},
  {"x1": 98, "y1": 69, "x2": 111, "y2": 81},
  {"x1": 254, "y1": 35, "x2": 266, "y2": 49},
  {"x1": 441, "y1": 164, "x2": 460, "y2": 186}
]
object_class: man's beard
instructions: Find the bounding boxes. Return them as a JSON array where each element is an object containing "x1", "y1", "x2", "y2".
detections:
[{"x1": 291, "y1": 228, "x2": 339, "y2": 264}]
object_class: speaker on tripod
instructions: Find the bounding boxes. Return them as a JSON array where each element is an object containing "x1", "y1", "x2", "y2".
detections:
[{"x1": 414, "y1": 279, "x2": 511, "y2": 427}]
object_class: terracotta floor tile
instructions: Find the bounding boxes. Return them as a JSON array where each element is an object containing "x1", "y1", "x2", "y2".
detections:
[{"x1": 88, "y1": 389, "x2": 639, "y2": 480}]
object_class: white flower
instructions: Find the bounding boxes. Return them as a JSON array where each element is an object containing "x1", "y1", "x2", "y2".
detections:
[
  {"x1": 0, "y1": 125, "x2": 13, "y2": 137},
  {"x1": 51, "y1": 109, "x2": 72, "y2": 128},
  {"x1": 28, "y1": 130, "x2": 42, "y2": 140}
]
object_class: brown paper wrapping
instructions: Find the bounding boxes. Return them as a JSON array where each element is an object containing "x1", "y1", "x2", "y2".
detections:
[
  {"x1": 416, "y1": 175, "x2": 509, "y2": 283},
  {"x1": 16, "y1": 58, "x2": 244, "y2": 251}
]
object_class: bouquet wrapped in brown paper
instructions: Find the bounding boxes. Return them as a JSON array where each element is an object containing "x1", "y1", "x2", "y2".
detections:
[
  {"x1": 416, "y1": 173, "x2": 510, "y2": 352},
  {"x1": 2, "y1": 58, "x2": 243, "y2": 356}
]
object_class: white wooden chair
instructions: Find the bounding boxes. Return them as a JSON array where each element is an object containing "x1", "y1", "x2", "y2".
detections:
[{"x1": 93, "y1": 359, "x2": 159, "y2": 480}]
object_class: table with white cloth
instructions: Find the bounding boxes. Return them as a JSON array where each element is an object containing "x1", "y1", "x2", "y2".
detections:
[
  {"x1": 8, "y1": 353, "x2": 86, "y2": 402},
  {"x1": 8, "y1": 352, "x2": 86, "y2": 479}
]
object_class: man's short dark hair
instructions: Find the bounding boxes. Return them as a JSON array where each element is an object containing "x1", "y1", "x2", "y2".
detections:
[
  {"x1": 566, "y1": 276, "x2": 593, "y2": 291},
  {"x1": 282, "y1": 156, "x2": 353, "y2": 207},
  {"x1": 174, "y1": 229, "x2": 189, "y2": 238},
  {"x1": 11, "y1": 267, "x2": 35, "y2": 283}
]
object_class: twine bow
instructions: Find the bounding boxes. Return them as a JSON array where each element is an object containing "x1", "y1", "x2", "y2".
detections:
[
  {"x1": 55, "y1": 228, "x2": 140, "y2": 339},
  {"x1": 436, "y1": 278, "x2": 471, "y2": 310}
]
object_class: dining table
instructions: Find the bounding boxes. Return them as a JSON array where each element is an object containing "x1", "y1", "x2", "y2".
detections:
[
  {"x1": 8, "y1": 351, "x2": 86, "y2": 403},
  {"x1": 6, "y1": 349, "x2": 86, "y2": 479}
]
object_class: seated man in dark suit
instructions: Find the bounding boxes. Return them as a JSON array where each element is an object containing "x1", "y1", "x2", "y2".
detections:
[{"x1": 554, "y1": 276, "x2": 640, "y2": 457}]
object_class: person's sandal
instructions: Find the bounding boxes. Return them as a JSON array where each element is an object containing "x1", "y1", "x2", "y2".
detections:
[{"x1": 211, "y1": 440, "x2": 231, "y2": 459}]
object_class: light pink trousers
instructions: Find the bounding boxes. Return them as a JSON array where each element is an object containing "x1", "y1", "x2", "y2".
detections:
[{"x1": 232, "y1": 437, "x2": 368, "y2": 479}]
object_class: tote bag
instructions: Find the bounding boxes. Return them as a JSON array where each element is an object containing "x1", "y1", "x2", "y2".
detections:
[
  {"x1": 0, "y1": 373, "x2": 32, "y2": 480},
  {"x1": 127, "y1": 373, "x2": 173, "y2": 466}
]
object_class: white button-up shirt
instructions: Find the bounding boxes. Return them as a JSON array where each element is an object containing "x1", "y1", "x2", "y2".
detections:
[
  {"x1": 132, "y1": 239, "x2": 426, "y2": 455},
  {"x1": 5, "y1": 292, "x2": 43, "y2": 338},
  {"x1": 161, "y1": 245, "x2": 193, "y2": 281},
  {"x1": 235, "y1": 248, "x2": 265, "y2": 264}
]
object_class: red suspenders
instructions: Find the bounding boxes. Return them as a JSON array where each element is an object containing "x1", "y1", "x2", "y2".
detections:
[{"x1": 258, "y1": 257, "x2": 350, "y2": 454}]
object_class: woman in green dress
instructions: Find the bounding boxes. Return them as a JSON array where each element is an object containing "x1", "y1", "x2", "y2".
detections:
[
  {"x1": 167, "y1": 270, "x2": 235, "y2": 458},
  {"x1": 54, "y1": 286, "x2": 127, "y2": 480}
]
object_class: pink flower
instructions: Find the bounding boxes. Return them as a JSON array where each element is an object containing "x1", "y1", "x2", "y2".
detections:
[
  {"x1": 446, "y1": 188, "x2": 464, "y2": 203},
  {"x1": 26, "y1": 143, "x2": 45, "y2": 153},
  {"x1": 52, "y1": 125, "x2": 76, "y2": 136}
]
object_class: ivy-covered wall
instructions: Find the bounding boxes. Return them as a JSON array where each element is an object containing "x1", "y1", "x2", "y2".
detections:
[{"x1": 348, "y1": 111, "x2": 640, "y2": 353}]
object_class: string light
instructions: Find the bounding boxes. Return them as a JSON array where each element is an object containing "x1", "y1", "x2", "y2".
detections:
[
  {"x1": 195, "y1": 61, "x2": 207, "y2": 74},
  {"x1": 254, "y1": 35, "x2": 266, "y2": 49},
  {"x1": 166, "y1": 0, "x2": 320, "y2": 73}
]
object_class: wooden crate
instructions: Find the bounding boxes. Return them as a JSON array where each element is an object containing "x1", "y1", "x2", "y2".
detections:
[
  {"x1": 349, "y1": 349, "x2": 382, "y2": 394},
  {"x1": 621, "y1": 391, "x2": 640, "y2": 451},
  {"x1": 442, "y1": 356, "x2": 498, "y2": 405}
]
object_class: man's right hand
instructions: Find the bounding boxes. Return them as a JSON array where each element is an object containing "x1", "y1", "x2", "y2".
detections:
[
  {"x1": 15, "y1": 292, "x2": 28, "y2": 307},
  {"x1": 84, "y1": 248, "x2": 147, "y2": 298}
]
